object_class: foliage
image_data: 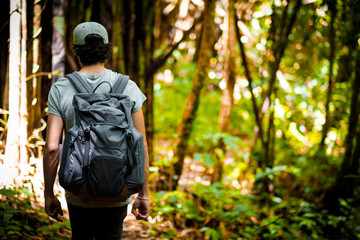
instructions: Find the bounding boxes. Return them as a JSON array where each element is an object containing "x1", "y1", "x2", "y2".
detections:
[
  {"x1": 149, "y1": 181, "x2": 360, "y2": 239},
  {"x1": 2, "y1": 0, "x2": 360, "y2": 239},
  {"x1": 0, "y1": 186, "x2": 71, "y2": 240}
]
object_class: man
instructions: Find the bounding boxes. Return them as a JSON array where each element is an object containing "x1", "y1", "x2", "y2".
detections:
[{"x1": 43, "y1": 22, "x2": 149, "y2": 239}]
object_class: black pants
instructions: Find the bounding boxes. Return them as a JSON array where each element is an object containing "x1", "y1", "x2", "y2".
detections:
[{"x1": 67, "y1": 204, "x2": 128, "y2": 240}]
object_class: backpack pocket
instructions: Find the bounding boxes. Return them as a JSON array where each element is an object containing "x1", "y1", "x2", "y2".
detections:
[
  {"x1": 59, "y1": 131, "x2": 85, "y2": 191},
  {"x1": 125, "y1": 128, "x2": 145, "y2": 195},
  {"x1": 85, "y1": 149, "x2": 128, "y2": 197}
]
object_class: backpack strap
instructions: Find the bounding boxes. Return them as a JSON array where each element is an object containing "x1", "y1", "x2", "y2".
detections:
[
  {"x1": 65, "y1": 72, "x2": 93, "y2": 93},
  {"x1": 111, "y1": 74, "x2": 129, "y2": 94}
]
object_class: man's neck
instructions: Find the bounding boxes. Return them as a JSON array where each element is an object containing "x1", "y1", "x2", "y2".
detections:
[{"x1": 79, "y1": 63, "x2": 107, "y2": 75}]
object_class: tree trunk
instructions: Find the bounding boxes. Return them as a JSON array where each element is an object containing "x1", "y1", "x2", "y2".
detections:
[
  {"x1": 320, "y1": 0, "x2": 337, "y2": 147},
  {"x1": 335, "y1": 51, "x2": 360, "y2": 198},
  {"x1": 0, "y1": 1, "x2": 10, "y2": 110},
  {"x1": 112, "y1": 0, "x2": 125, "y2": 73},
  {"x1": 121, "y1": 0, "x2": 136, "y2": 80},
  {"x1": 99, "y1": 0, "x2": 113, "y2": 69},
  {"x1": 64, "y1": 0, "x2": 85, "y2": 73},
  {"x1": 262, "y1": 0, "x2": 302, "y2": 168},
  {"x1": 211, "y1": 0, "x2": 236, "y2": 184},
  {"x1": 235, "y1": 12, "x2": 264, "y2": 158},
  {"x1": 172, "y1": 0, "x2": 216, "y2": 189},
  {"x1": 26, "y1": 0, "x2": 35, "y2": 136},
  {"x1": 5, "y1": 0, "x2": 28, "y2": 184},
  {"x1": 19, "y1": 0, "x2": 28, "y2": 167},
  {"x1": 142, "y1": 0, "x2": 157, "y2": 165},
  {"x1": 52, "y1": 0, "x2": 65, "y2": 83},
  {"x1": 40, "y1": 0, "x2": 53, "y2": 112}
]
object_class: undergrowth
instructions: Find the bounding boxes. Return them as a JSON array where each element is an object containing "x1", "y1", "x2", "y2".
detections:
[
  {"x1": 147, "y1": 181, "x2": 360, "y2": 239},
  {"x1": 0, "y1": 186, "x2": 71, "y2": 240}
]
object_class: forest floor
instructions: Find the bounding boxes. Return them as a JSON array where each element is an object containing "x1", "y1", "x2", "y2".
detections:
[
  {"x1": 122, "y1": 210, "x2": 152, "y2": 239},
  {"x1": 0, "y1": 148, "x2": 209, "y2": 239},
  {"x1": 122, "y1": 156, "x2": 209, "y2": 239},
  {"x1": 57, "y1": 155, "x2": 207, "y2": 239}
]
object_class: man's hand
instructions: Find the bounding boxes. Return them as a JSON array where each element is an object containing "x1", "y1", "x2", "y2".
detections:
[
  {"x1": 45, "y1": 195, "x2": 63, "y2": 222},
  {"x1": 131, "y1": 198, "x2": 149, "y2": 220}
]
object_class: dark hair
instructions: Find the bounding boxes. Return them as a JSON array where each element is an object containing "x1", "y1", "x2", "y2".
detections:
[{"x1": 73, "y1": 34, "x2": 111, "y2": 65}]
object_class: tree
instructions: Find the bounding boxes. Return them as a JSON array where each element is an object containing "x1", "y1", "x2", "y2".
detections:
[
  {"x1": 320, "y1": 0, "x2": 337, "y2": 147},
  {"x1": 0, "y1": 1, "x2": 10, "y2": 111},
  {"x1": 172, "y1": 0, "x2": 217, "y2": 189},
  {"x1": 211, "y1": 0, "x2": 237, "y2": 184},
  {"x1": 5, "y1": 0, "x2": 28, "y2": 184},
  {"x1": 39, "y1": 0, "x2": 53, "y2": 112}
]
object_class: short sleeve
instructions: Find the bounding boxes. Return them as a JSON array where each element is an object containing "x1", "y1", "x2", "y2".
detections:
[
  {"x1": 48, "y1": 84, "x2": 62, "y2": 117},
  {"x1": 123, "y1": 80, "x2": 147, "y2": 113}
]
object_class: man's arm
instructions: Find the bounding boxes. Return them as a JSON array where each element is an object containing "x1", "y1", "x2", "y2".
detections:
[
  {"x1": 43, "y1": 114, "x2": 64, "y2": 222},
  {"x1": 131, "y1": 108, "x2": 150, "y2": 220}
]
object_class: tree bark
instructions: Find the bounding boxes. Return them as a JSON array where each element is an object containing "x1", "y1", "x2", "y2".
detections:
[
  {"x1": 172, "y1": 0, "x2": 216, "y2": 189},
  {"x1": 262, "y1": 0, "x2": 302, "y2": 168},
  {"x1": 26, "y1": 0, "x2": 35, "y2": 136},
  {"x1": 0, "y1": 1, "x2": 10, "y2": 110},
  {"x1": 320, "y1": 0, "x2": 337, "y2": 147},
  {"x1": 235, "y1": 12, "x2": 264, "y2": 150},
  {"x1": 52, "y1": 0, "x2": 65, "y2": 83},
  {"x1": 64, "y1": 0, "x2": 86, "y2": 73},
  {"x1": 335, "y1": 51, "x2": 360, "y2": 198},
  {"x1": 40, "y1": 0, "x2": 53, "y2": 111},
  {"x1": 211, "y1": 0, "x2": 236, "y2": 184},
  {"x1": 121, "y1": 0, "x2": 136, "y2": 80},
  {"x1": 5, "y1": 0, "x2": 28, "y2": 184},
  {"x1": 19, "y1": 0, "x2": 28, "y2": 167}
]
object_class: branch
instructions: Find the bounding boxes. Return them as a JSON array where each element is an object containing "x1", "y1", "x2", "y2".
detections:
[
  {"x1": 147, "y1": 16, "x2": 202, "y2": 77},
  {"x1": 261, "y1": 0, "x2": 302, "y2": 114},
  {"x1": 235, "y1": 13, "x2": 264, "y2": 147}
]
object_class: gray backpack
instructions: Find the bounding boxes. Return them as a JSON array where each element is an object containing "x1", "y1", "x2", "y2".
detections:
[{"x1": 58, "y1": 72, "x2": 145, "y2": 198}]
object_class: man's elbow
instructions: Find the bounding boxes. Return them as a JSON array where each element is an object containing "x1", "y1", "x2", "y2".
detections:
[{"x1": 45, "y1": 143, "x2": 60, "y2": 156}]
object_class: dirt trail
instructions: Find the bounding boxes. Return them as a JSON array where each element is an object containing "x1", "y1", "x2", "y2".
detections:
[{"x1": 122, "y1": 213, "x2": 153, "y2": 239}]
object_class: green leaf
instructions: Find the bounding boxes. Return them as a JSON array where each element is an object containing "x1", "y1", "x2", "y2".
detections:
[
  {"x1": 24, "y1": 225, "x2": 33, "y2": 232},
  {"x1": 52, "y1": 222, "x2": 62, "y2": 230},
  {"x1": 203, "y1": 153, "x2": 216, "y2": 168},
  {"x1": 21, "y1": 187, "x2": 33, "y2": 198},
  {"x1": 158, "y1": 206, "x2": 175, "y2": 215},
  {"x1": 63, "y1": 220, "x2": 71, "y2": 230},
  {"x1": 194, "y1": 153, "x2": 203, "y2": 162},
  {"x1": 200, "y1": 227, "x2": 222, "y2": 240},
  {"x1": 36, "y1": 226, "x2": 53, "y2": 233},
  {"x1": 0, "y1": 188, "x2": 20, "y2": 198},
  {"x1": 260, "y1": 216, "x2": 278, "y2": 227},
  {"x1": 147, "y1": 229, "x2": 157, "y2": 236},
  {"x1": 3, "y1": 213, "x2": 13, "y2": 222}
]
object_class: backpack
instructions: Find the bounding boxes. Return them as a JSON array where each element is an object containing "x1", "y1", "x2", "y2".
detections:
[{"x1": 58, "y1": 72, "x2": 145, "y2": 199}]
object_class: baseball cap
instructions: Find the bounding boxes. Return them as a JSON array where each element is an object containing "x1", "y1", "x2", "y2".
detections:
[{"x1": 73, "y1": 22, "x2": 109, "y2": 45}]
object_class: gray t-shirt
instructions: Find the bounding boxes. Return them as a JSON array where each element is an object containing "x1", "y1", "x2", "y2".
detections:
[
  {"x1": 48, "y1": 69, "x2": 146, "y2": 131},
  {"x1": 47, "y1": 69, "x2": 146, "y2": 208}
]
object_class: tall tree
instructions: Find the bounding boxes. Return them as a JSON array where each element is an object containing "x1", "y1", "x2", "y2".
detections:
[
  {"x1": 235, "y1": 2, "x2": 264, "y2": 151},
  {"x1": 0, "y1": 1, "x2": 10, "y2": 110},
  {"x1": 172, "y1": 0, "x2": 216, "y2": 189},
  {"x1": 40, "y1": 0, "x2": 53, "y2": 112},
  {"x1": 114, "y1": 0, "x2": 199, "y2": 164},
  {"x1": 26, "y1": 0, "x2": 35, "y2": 136},
  {"x1": 5, "y1": 0, "x2": 28, "y2": 184},
  {"x1": 211, "y1": 0, "x2": 237, "y2": 184},
  {"x1": 320, "y1": 0, "x2": 337, "y2": 147},
  {"x1": 262, "y1": 0, "x2": 302, "y2": 168}
]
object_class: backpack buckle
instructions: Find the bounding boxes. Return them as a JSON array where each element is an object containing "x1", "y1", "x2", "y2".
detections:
[{"x1": 84, "y1": 126, "x2": 92, "y2": 140}]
